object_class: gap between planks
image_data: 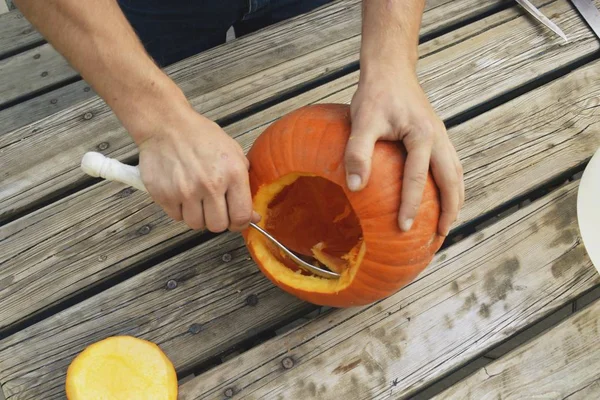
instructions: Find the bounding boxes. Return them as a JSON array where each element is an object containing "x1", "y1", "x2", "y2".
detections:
[
  {"x1": 180, "y1": 180, "x2": 594, "y2": 399},
  {"x1": 0, "y1": 8, "x2": 41, "y2": 60},
  {"x1": 0, "y1": 0, "x2": 509, "y2": 111},
  {"x1": 0, "y1": 0, "x2": 598, "y2": 345},
  {"x1": 434, "y1": 298, "x2": 600, "y2": 399},
  {"x1": 0, "y1": 0, "x2": 511, "y2": 222},
  {"x1": 1, "y1": 34, "x2": 600, "y2": 400},
  {"x1": 0, "y1": 0, "x2": 513, "y2": 139}
]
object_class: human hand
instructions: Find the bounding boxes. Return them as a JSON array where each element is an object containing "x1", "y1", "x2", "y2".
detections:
[
  {"x1": 345, "y1": 66, "x2": 464, "y2": 236},
  {"x1": 132, "y1": 103, "x2": 260, "y2": 232}
]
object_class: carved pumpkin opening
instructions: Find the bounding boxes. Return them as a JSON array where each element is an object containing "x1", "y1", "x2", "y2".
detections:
[
  {"x1": 264, "y1": 175, "x2": 363, "y2": 275},
  {"x1": 248, "y1": 172, "x2": 367, "y2": 294}
]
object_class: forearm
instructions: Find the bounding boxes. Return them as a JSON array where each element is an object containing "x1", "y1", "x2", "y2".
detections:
[
  {"x1": 14, "y1": 0, "x2": 187, "y2": 143},
  {"x1": 360, "y1": 0, "x2": 425, "y2": 74}
]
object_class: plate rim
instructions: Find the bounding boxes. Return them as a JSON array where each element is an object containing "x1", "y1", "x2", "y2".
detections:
[{"x1": 577, "y1": 146, "x2": 600, "y2": 273}]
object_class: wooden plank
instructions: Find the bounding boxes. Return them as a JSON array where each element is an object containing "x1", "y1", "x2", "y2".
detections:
[
  {"x1": 0, "y1": 44, "x2": 77, "y2": 107},
  {"x1": 0, "y1": 0, "x2": 597, "y2": 335},
  {"x1": 0, "y1": 0, "x2": 508, "y2": 136},
  {"x1": 0, "y1": 10, "x2": 43, "y2": 59},
  {"x1": 2, "y1": 43, "x2": 600, "y2": 400},
  {"x1": 0, "y1": 0, "x2": 500, "y2": 107},
  {"x1": 434, "y1": 300, "x2": 600, "y2": 399},
  {"x1": 0, "y1": 80, "x2": 95, "y2": 135},
  {"x1": 0, "y1": 0, "x2": 509, "y2": 220},
  {"x1": 411, "y1": 357, "x2": 493, "y2": 400},
  {"x1": 484, "y1": 303, "x2": 573, "y2": 359},
  {"x1": 576, "y1": 286, "x2": 600, "y2": 310},
  {"x1": 177, "y1": 186, "x2": 595, "y2": 399}
]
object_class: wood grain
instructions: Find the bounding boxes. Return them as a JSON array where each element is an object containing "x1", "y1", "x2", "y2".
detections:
[
  {"x1": 0, "y1": 1, "x2": 592, "y2": 333},
  {"x1": 1, "y1": 52, "x2": 599, "y2": 400},
  {"x1": 0, "y1": 80, "x2": 95, "y2": 135},
  {"x1": 0, "y1": 0, "x2": 509, "y2": 220},
  {"x1": 434, "y1": 300, "x2": 600, "y2": 399},
  {"x1": 0, "y1": 10, "x2": 43, "y2": 59},
  {"x1": 0, "y1": 44, "x2": 77, "y2": 107},
  {"x1": 0, "y1": 0, "x2": 598, "y2": 336},
  {"x1": 178, "y1": 185, "x2": 594, "y2": 400},
  {"x1": 0, "y1": 0, "x2": 508, "y2": 110}
]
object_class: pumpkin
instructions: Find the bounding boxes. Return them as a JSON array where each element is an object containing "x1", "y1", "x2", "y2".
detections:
[
  {"x1": 244, "y1": 103, "x2": 443, "y2": 307},
  {"x1": 66, "y1": 336, "x2": 177, "y2": 400}
]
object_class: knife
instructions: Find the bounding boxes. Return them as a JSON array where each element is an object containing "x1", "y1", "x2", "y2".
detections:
[
  {"x1": 516, "y1": 0, "x2": 569, "y2": 42},
  {"x1": 571, "y1": 0, "x2": 600, "y2": 39}
]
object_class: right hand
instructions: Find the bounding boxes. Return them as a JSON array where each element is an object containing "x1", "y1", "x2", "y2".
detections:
[{"x1": 135, "y1": 104, "x2": 260, "y2": 232}]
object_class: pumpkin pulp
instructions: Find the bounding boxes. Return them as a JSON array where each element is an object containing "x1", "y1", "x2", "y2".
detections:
[{"x1": 248, "y1": 173, "x2": 366, "y2": 293}]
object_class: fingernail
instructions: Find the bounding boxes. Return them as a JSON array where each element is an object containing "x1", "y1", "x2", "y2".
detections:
[
  {"x1": 347, "y1": 174, "x2": 362, "y2": 191},
  {"x1": 252, "y1": 211, "x2": 262, "y2": 222},
  {"x1": 401, "y1": 218, "x2": 414, "y2": 232}
]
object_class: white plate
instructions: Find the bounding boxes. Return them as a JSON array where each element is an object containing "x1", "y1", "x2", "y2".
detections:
[{"x1": 578, "y1": 147, "x2": 600, "y2": 273}]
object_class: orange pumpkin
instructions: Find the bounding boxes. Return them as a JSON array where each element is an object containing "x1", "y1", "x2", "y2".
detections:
[{"x1": 244, "y1": 104, "x2": 443, "y2": 307}]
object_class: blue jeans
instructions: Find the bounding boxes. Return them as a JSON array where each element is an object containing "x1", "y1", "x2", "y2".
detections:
[{"x1": 118, "y1": 0, "x2": 334, "y2": 66}]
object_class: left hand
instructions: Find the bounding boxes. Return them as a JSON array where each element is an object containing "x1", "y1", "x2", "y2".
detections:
[{"x1": 345, "y1": 66, "x2": 464, "y2": 236}]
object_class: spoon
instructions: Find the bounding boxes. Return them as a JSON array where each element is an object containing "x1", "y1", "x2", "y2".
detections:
[{"x1": 80, "y1": 152, "x2": 341, "y2": 279}]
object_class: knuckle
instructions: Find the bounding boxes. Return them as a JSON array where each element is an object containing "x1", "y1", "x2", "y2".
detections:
[
  {"x1": 186, "y1": 219, "x2": 203, "y2": 230},
  {"x1": 230, "y1": 163, "x2": 249, "y2": 179},
  {"x1": 408, "y1": 171, "x2": 428, "y2": 187},
  {"x1": 178, "y1": 181, "x2": 198, "y2": 201},
  {"x1": 207, "y1": 220, "x2": 228, "y2": 233},
  {"x1": 229, "y1": 211, "x2": 251, "y2": 228},
  {"x1": 170, "y1": 212, "x2": 183, "y2": 222},
  {"x1": 202, "y1": 178, "x2": 226, "y2": 197},
  {"x1": 344, "y1": 149, "x2": 370, "y2": 166},
  {"x1": 403, "y1": 202, "x2": 420, "y2": 217},
  {"x1": 164, "y1": 206, "x2": 183, "y2": 221},
  {"x1": 150, "y1": 192, "x2": 168, "y2": 207},
  {"x1": 419, "y1": 127, "x2": 434, "y2": 142},
  {"x1": 456, "y1": 163, "x2": 464, "y2": 176}
]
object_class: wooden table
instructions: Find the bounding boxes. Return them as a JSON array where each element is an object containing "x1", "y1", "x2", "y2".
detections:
[{"x1": 1, "y1": 0, "x2": 600, "y2": 398}]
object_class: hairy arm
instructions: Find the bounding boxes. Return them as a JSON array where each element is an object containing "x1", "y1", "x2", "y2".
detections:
[
  {"x1": 347, "y1": 0, "x2": 464, "y2": 236},
  {"x1": 360, "y1": 0, "x2": 423, "y2": 71},
  {"x1": 14, "y1": 0, "x2": 184, "y2": 139},
  {"x1": 15, "y1": 0, "x2": 258, "y2": 232}
]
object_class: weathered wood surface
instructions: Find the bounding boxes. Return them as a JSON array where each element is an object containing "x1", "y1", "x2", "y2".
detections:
[
  {"x1": 177, "y1": 185, "x2": 594, "y2": 399},
  {"x1": 0, "y1": 0, "x2": 508, "y2": 137},
  {"x1": 0, "y1": 10, "x2": 43, "y2": 59},
  {"x1": 0, "y1": 0, "x2": 506, "y2": 111},
  {"x1": 0, "y1": 44, "x2": 77, "y2": 108},
  {"x1": 2, "y1": 52, "x2": 600, "y2": 399},
  {"x1": 0, "y1": 0, "x2": 511, "y2": 221},
  {"x1": 0, "y1": 80, "x2": 95, "y2": 135},
  {"x1": 435, "y1": 299, "x2": 600, "y2": 399},
  {"x1": 0, "y1": 0, "x2": 598, "y2": 337}
]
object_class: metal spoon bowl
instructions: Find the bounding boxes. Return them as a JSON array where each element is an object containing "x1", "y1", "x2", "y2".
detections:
[{"x1": 249, "y1": 223, "x2": 341, "y2": 279}]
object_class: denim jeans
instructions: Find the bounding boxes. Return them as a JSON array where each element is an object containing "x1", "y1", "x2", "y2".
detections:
[{"x1": 117, "y1": 0, "x2": 334, "y2": 66}]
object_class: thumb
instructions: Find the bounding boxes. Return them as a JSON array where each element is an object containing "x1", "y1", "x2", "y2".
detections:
[{"x1": 344, "y1": 122, "x2": 380, "y2": 192}]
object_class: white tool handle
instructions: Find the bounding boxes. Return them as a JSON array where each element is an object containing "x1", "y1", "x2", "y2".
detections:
[{"x1": 81, "y1": 152, "x2": 148, "y2": 193}]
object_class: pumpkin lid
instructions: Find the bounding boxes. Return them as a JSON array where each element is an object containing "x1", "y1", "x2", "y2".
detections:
[{"x1": 66, "y1": 336, "x2": 178, "y2": 400}]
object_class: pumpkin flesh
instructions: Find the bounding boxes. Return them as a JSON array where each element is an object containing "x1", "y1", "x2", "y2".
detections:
[
  {"x1": 66, "y1": 336, "x2": 178, "y2": 400},
  {"x1": 249, "y1": 173, "x2": 366, "y2": 294}
]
